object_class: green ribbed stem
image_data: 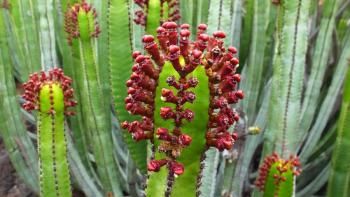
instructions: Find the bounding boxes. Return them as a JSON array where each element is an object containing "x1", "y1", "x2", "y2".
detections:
[
  {"x1": 69, "y1": 4, "x2": 123, "y2": 196},
  {"x1": 38, "y1": 83, "x2": 71, "y2": 197},
  {"x1": 146, "y1": 62, "x2": 210, "y2": 197},
  {"x1": 262, "y1": 162, "x2": 294, "y2": 197}
]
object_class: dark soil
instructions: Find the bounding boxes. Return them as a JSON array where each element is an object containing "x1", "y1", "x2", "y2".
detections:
[{"x1": 0, "y1": 137, "x2": 37, "y2": 197}]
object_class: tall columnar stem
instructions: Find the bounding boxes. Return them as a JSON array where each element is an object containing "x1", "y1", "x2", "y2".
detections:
[
  {"x1": 64, "y1": 1, "x2": 122, "y2": 195},
  {"x1": 22, "y1": 68, "x2": 76, "y2": 197}
]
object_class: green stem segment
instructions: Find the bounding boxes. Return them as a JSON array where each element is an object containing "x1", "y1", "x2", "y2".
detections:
[
  {"x1": 38, "y1": 83, "x2": 71, "y2": 197},
  {"x1": 255, "y1": 153, "x2": 301, "y2": 197},
  {"x1": 65, "y1": 2, "x2": 122, "y2": 195}
]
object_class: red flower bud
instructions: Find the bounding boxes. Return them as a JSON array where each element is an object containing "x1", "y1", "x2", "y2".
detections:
[
  {"x1": 230, "y1": 57, "x2": 239, "y2": 65},
  {"x1": 182, "y1": 109, "x2": 195, "y2": 122},
  {"x1": 235, "y1": 90, "x2": 244, "y2": 99},
  {"x1": 180, "y1": 23, "x2": 190, "y2": 29},
  {"x1": 179, "y1": 134, "x2": 192, "y2": 146},
  {"x1": 121, "y1": 121, "x2": 129, "y2": 129},
  {"x1": 197, "y1": 24, "x2": 207, "y2": 31},
  {"x1": 160, "y1": 107, "x2": 176, "y2": 119},
  {"x1": 148, "y1": 159, "x2": 168, "y2": 172},
  {"x1": 233, "y1": 113, "x2": 240, "y2": 122},
  {"x1": 233, "y1": 74, "x2": 241, "y2": 82},
  {"x1": 213, "y1": 31, "x2": 226, "y2": 39},
  {"x1": 187, "y1": 77, "x2": 198, "y2": 87},
  {"x1": 180, "y1": 29, "x2": 191, "y2": 37},
  {"x1": 232, "y1": 132, "x2": 238, "y2": 141},
  {"x1": 156, "y1": 127, "x2": 169, "y2": 136},
  {"x1": 228, "y1": 46, "x2": 237, "y2": 54},
  {"x1": 170, "y1": 161, "x2": 184, "y2": 175},
  {"x1": 161, "y1": 88, "x2": 178, "y2": 104}
]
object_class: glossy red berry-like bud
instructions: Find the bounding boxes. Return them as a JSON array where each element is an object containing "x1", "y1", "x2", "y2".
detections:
[
  {"x1": 233, "y1": 113, "x2": 240, "y2": 122},
  {"x1": 197, "y1": 24, "x2": 207, "y2": 31},
  {"x1": 217, "y1": 115, "x2": 230, "y2": 127},
  {"x1": 125, "y1": 102, "x2": 134, "y2": 111},
  {"x1": 161, "y1": 88, "x2": 178, "y2": 103},
  {"x1": 228, "y1": 46, "x2": 237, "y2": 54},
  {"x1": 232, "y1": 132, "x2": 238, "y2": 141},
  {"x1": 142, "y1": 35, "x2": 154, "y2": 43},
  {"x1": 220, "y1": 134, "x2": 234, "y2": 150},
  {"x1": 148, "y1": 159, "x2": 168, "y2": 172},
  {"x1": 192, "y1": 49, "x2": 202, "y2": 59},
  {"x1": 127, "y1": 87, "x2": 137, "y2": 94},
  {"x1": 135, "y1": 55, "x2": 146, "y2": 63},
  {"x1": 160, "y1": 107, "x2": 175, "y2": 119},
  {"x1": 121, "y1": 121, "x2": 129, "y2": 129},
  {"x1": 166, "y1": 76, "x2": 177, "y2": 86},
  {"x1": 188, "y1": 77, "x2": 199, "y2": 87},
  {"x1": 213, "y1": 31, "x2": 226, "y2": 39},
  {"x1": 169, "y1": 45, "x2": 180, "y2": 53},
  {"x1": 156, "y1": 127, "x2": 169, "y2": 136},
  {"x1": 179, "y1": 134, "x2": 192, "y2": 146},
  {"x1": 130, "y1": 72, "x2": 141, "y2": 81},
  {"x1": 231, "y1": 57, "x2": 239, "y2": 65},
  {"x1": 165, "y1": 21, "x2": 177, "y2": 29},
  {"x1": 157, "y1": 27, "x2": 165, "y2": 34},
  {"x1": 180, "y1": 24, "x2": 190, "y2": 29},
  {"x1": 180, "y1": 29, "x2": 191, "y2": 37},
  {"x1": 132, "y1": 51, "x2": 141, "y2": 59},
  {"x1": 170, "y1": 161, "x2": 184, "y2": 175},
  {"x1": 213, "y1": 97, "x2": 228, "y2": 108},
  {"x1": 182, "y1": 109, "x2": 195, "y2": 122},
  {"x1": 233, "y1": 74, "x2": 241, "y2": 82},
  {"x1": 235, "y1": 90, "x2": 244, "y2": 99},
  {"x1": 133, "y1": 131, "x2": 150, "y2": 141},
  {"x1": 184, "y1": 92, "x2": 196, "y2": 103}
]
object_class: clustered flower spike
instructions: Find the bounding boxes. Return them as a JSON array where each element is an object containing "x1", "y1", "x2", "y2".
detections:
[
  {"x1": 22, "y1": 68, "x2": 77, "y2": 116},
  {"x1": 255, "y1": 153, "x2": 302, "y2": 192},
  {"x1": 133, "y1": 0, "x2": 149, "y2": 26},
  {"x1": 64, "y1": 0, "x2": 100, "y2": 45},
  {"x1": 160, "y1": 0, "x2": 181, "y2": 23},
  {"x1": 123, "y1": 22, "x2": 243, "y2": 176},
  {"x1": 133, "y1": 0, "x2": 180, "y2": 26}
]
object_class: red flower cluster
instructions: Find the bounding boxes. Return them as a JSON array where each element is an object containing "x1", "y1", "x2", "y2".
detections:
[
  {"x1": 133, "y1": 0, "x2": 180, "y2": 26},
  {"x1": 22, "y1": 68, "x2": 77, "y2": 116},
  {"x1": 255, "y1": 153, "x2": 302, "y2": 191},
  {"x1": 122, "y1": 52, "x2": 159, "y2": 141},
  {"x1": 123, "y1": 22, "x2": 243, "y2": 175},
  {"x1": 200, "y1": 28, "x2": 243, "y2": 151},
  {"x1": 64, "y1": 0, "x2": 101, "y2": 45},
  {"x1": 160, "y1": 0, "x2": 181, "y2": 23},
  {"x1": 133, "y1": 0, "x2": 149, "y2": 26}
]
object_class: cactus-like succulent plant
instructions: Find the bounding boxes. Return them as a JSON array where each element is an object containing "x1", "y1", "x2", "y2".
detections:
[
  {"x1": 22, "y1": 68, "x2": 76, "y2": 197},
  {"x1": 64, "y1": 1, "x2": 123, "y2": 195},
  {"x1": 255, "y1": 153, "x2": 302, "y2": 197},
  {"x1": 64, "y1": 0, "x2": 100, "y2": 45},
  {"x1": 133, "y1": 0, "x2": 180, "y2": 26},
  {"x1": 122, "y1": 21, "x2": 243, "y2": 196}
]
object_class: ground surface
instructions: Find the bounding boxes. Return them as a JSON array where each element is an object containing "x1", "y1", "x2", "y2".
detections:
[{"x1": 0, "y1": 137, "x2": 36, "y2": 197}]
